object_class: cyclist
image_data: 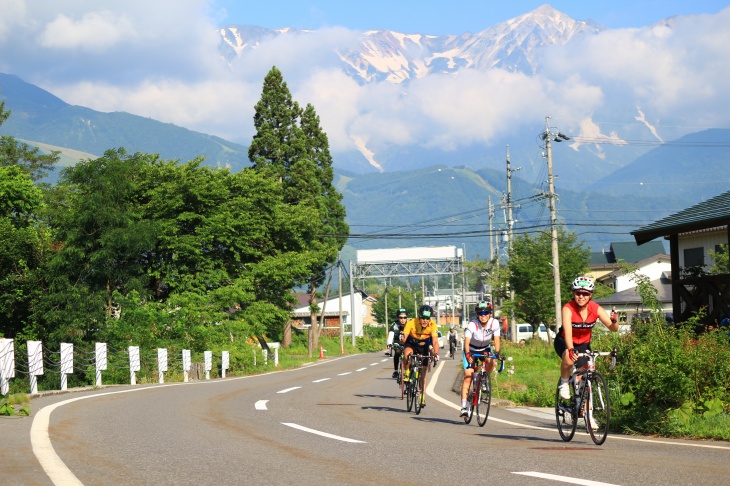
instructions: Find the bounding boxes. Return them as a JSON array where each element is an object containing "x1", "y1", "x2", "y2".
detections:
[
  {"x1": 447, "y1": 326, "x2": 459, "y2": 357},
  {"x1": 391, "y1": 308, "x2": 408, "y2": 379},
  {"x1": 402, "y1": 304, "x2": 440, "y2": 407},
  {"x1": 556, "y1": 277, "x2": 619, "y2": 404},
  {"x1": 460, "y1": 301, "x2": 502, "y2": 417}
]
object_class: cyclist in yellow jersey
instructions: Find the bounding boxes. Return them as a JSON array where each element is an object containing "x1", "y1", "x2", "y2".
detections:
[{"x1": 401, "y1": 304, "x2": 440, "y2": 407}]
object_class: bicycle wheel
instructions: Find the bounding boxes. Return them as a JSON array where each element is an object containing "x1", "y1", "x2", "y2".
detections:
[
  {"x1": 555, "y1": 377, "x2": 578, "y2": 441},
  {"x1": 476, "y1": 371, "x2": 492, "y2": 427},
  {"x1": 414, "y1": 369, "x2": 423, "y2": 415},
  {"x1": 587, "y1": 372, "x2": 610, "y2": 445},
  {"x1": 405, "y1": 367, "x2": 415, "y2": 412},
  {"x1": 463, "y1": 373, "x2": 478, "y2": 424},
  {"x1": 399, "y1": 362, "x2": 405, "y2": 400}
]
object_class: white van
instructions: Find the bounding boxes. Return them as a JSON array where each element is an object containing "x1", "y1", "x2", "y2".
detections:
[{"x1": 515, "y1": 323, "x2": 555, "y2": 342}]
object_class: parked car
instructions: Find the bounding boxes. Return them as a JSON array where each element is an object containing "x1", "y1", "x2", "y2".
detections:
[
  {"x1": 514, "y1": 323, "x2": 555, "y2": 342},
  {"x1": 537, "y1": 323, "x2": 556, "y2": 342}
]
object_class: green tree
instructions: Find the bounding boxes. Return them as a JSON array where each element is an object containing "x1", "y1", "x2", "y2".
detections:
[
  {"x1": 508, "y1": 227, "x2": 591, "y2": 327},
  {"x1": 0, "y1": 165, "x2": 48, "y2": 338},
  {"x1": 248, "y1": 67, "x2": 349, "y2": 354}
]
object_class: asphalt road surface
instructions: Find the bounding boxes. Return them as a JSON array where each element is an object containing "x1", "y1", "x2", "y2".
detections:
[{"x1": 3, "y1": 352, "x2": 730, "y2": 485}]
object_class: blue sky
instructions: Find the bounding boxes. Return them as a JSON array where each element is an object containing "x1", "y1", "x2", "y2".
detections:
[{"x1": 212, "y1": 0, "x2": 729, "y2": 33}]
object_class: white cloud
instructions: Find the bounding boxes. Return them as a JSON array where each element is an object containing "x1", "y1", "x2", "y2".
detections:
[
  {"x1": 0, "y1": 2, "x2": 728, "y2": 169},
  {"x1": 40, "y1": 12, "x2": 136, "y2": 51}
]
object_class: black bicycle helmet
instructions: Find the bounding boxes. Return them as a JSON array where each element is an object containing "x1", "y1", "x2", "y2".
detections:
[
  {"x1": 475, "y1": 300, "x2": 493, "y2": 314},
  {"x1": 418, "y1": 304, "x2": 434, "y2": 319},
  {"x1": 396, "y1": 308, "x2": 408, "y2": 318}
]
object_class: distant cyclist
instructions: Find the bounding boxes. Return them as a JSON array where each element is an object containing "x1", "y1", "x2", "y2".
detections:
[
  {"x1": 391, "y1": 308, "x2": 408, "y2": 379},
  {"x1": 460, "y1": 301, "x2": 502, "y2": 417},
  {"x1": 447, "y1": 326, "x2": 458, "y2": 357},
  {"x1": 402, "y1": 305, "x2": 440, "y2": 407},
  {"x1": 556, "y1": 277, "x2": 619, "y2": 401}
]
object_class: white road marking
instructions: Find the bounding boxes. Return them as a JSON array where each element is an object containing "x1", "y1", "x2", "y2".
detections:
[
  {"x1": 370, "y1": 362, "x2": 379, "y2": 366},
  {"x1": 355, "y1": 367, "x2": 367, "y2": 372},
  {"x1": 277, "y1": 386, "x2": 301, "y2": 394},
  {"x1": 312, "y1": 378, "x2": 330, "y2": 383},
  {"x1": 513, "y1": 471, "x2": 621, "y2": 485},
  {"x1": 282, "y1": 423, "x2": 365, "y2": 443},
  {"x1": 255, "y1": 400, "x2": 268, "y2": 410},
  {"x1": 338, "y1": 372, "x2": 352, "y2": 376},
  {"x1": 381, "y1": 358, "x2": 390, "y2": 362}
]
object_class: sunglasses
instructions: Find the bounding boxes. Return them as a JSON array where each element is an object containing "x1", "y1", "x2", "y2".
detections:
[
  {"x1": 574, "y1": 291, "x2": 592, "y2": 297},
  {"x1": 398, "y1": 316, "x2": 407, "y2": 319},
  {"x1": 477, "y1": 311, "x2": 491, "y2": 316}
]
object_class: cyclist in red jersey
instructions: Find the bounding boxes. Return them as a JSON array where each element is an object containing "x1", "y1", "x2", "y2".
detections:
[{"x1": 555, "y1": 276, "x2": 619, "y2": 400}]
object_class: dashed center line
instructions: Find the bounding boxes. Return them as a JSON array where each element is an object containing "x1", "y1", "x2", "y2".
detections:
[
  {"x1": 255, "y1": 400, "x2": 268, "y2": 410},
  {"x1": 277, "y1": 386, "x2": 301, "y2": 394},
  {"x1": 312, "y1": 378, "x2": 330, "y2": 383}
]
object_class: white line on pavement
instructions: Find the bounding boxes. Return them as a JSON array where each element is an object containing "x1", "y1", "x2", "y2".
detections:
[
  {"x1": 513, "y1": 471, "x2": 621, "y2": 486},
  {"x1": 312, "y1": 378, "x2": 330, "y2": 383},
  {"x1": 338, "y1": 372, "x2": 352, "y2": 376},
  {"x1": 282, "y1": 423, "x2": 366, "y2": 443},
  {"x1": 277, "y1": 386, "x2": 301, "y2": 394},
  {"x1": 355, "y1": 367, "x2": 367, "y2": 372},
  {"x1": 255, "y1": 400, "x2": 268, "y2": 410}
]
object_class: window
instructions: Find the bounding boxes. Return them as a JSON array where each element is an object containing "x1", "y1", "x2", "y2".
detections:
[{"x1": 684, "y1": 247, "x2": 704, "y2": 267}]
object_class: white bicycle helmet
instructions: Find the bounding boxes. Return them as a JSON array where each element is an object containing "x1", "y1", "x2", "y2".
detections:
[{"x1": 571, "y1": 276, "x2": 594, "y2": 292}]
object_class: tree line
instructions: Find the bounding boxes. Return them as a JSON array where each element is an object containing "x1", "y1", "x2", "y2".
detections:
[{"x1": 0, "y1": 66, "x2": 347, "y2": 362}]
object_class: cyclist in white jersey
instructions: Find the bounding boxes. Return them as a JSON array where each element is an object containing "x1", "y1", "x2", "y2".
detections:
[{"x1": 460, "y1": 301, "x2": 502, "y2": 417}]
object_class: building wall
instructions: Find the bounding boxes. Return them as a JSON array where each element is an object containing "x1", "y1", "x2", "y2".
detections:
[
  {"x1": 679, "y1": 230, "x2": 727, "y2": 270},
  {"x1": 614, "y1": 260, "x2": 671, "y2": 292}
]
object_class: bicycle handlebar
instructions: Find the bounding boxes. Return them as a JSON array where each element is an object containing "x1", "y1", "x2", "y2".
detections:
[
  {"x1": 573, "y1": 348, "x2": 618, "y2": 371},
  {"x1": 470, "y1": 352, "x2": 506, "y2": 373}
]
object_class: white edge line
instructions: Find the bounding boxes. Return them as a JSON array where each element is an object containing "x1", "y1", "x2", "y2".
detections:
[
  {"x1": 29, "y1": 354, "x2": 360, "y2": 485},
  {"x1": 254, "y1": 400, "x2": 268, "y2": 410},
  {"x1": 513, "y1": 471, "x2": 621, "y2": 486},
  {"x1": 426, "y1": 360, "x2": 730, "y2": 451},
  {"x1": 282, "y1": 422, "x2": 365, "y2": 443}
]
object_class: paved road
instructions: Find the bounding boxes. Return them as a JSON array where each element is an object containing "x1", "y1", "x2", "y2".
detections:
[{"x1": 3, "y1": 352, "x2": 730, "y2": 485}]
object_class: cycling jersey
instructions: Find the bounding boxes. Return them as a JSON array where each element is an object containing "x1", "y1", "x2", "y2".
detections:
[
  {"x1": 402, "y1": 317, "x2": 438, "y2": 349},
  {"x1": 464, "y1": 317, "x2": 500, "y2": 353},
  {"x1": 560, "y1": 300, "x2": 599, "y2": 345}
]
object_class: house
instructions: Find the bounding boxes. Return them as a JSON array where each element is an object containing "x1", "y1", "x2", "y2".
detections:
[
  {"x1": 587, "y1": 241, "x2": 667, "y2": 285},
  {"x1": 631, "y1": 190, "x2": 730, "y2": 325},
  {"x1": 594, "y1": 274, "x2": 673, "y2": 324},
  {"x1": 290, "y1": 290, "x2": 376, "y2": 338}
]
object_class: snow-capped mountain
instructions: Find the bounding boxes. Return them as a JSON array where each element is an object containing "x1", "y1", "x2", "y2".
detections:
[{"x1": 219, "y1": 5, "x2": 601, "y2": 83}]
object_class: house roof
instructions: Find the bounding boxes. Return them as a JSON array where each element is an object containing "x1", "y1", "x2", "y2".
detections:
[
  {"x1": 594, "y1": 276, "x2": 673, "y2": 305},
  {"x1": 632, "y1": 190, "x2": 730, "y2": 244},
  {"x1": 589, "y1": 241, "x2": 666, "y2": 265}
]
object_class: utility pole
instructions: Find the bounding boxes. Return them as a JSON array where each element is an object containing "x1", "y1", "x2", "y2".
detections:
[
  {"x1": 338, "y1": 252, "x2": 343, "y2": 352},
  {"x1": 488, "y1": 195, "x2": 494, "y2": 261},
  {"x1": 543, "y1": 116, "x2": 569, "y2": 332},
  {"x1": 505, "y1": 145, "x2": 521, "y2": 342}
]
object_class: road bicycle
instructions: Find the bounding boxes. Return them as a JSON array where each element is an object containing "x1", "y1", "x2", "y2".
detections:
[
  {"x1": 463, "y1": 352, "x2": 505, "y2": 426},
  {"x1": 404, "y1": 352, "x2": 436, "y2": 415},
  {"x1": 448, "y1": 339, "x2": 457, "y2": 359},
  {"x1": 555, "y1": 349, "x2": 617, "y2": 445}
]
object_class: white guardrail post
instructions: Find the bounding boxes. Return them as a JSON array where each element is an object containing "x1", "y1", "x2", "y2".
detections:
[
  {"x1": 95, "y1": 342, "x2": 107, "y2": 386},
  {"x1": 269, "y1": 343, "x2": 280, "y2": 367},
  {"x1": 27, "y1": 340, "x2": 44, "y2": 394},
  {"x1": 221, "y1": 351, "x2": 229, "y2": 378},
  {"x1": 157, "y1": 348, "x2": 167, "y2": 384},
  {"x1": 204, "y1": 351, "x2": 212, "y2": 380},
  {"x1": 0, "y1": 338, "x2": 14, "y2": 396},
  {"x1": 60, "y1": 342, "x2": 73, "y2": 390},
  {"x1": 182, "y1": 349, "x2": 191, "y2": 382},
  {"x1": 128, "y1": 346, "x2": 140, "y2": 385}
]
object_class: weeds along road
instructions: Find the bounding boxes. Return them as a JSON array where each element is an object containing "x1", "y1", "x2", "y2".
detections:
[{"x1": 4, "y1": 352, "x2": 730, "y2": 485}]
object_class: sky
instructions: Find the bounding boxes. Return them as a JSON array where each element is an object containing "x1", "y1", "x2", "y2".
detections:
[
  {"x1": 1, "y1": 0, "x2": 729, "y2": 168},
  {"x1": 213, "y1": 0, "x2": 728, "y2": 33}
]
